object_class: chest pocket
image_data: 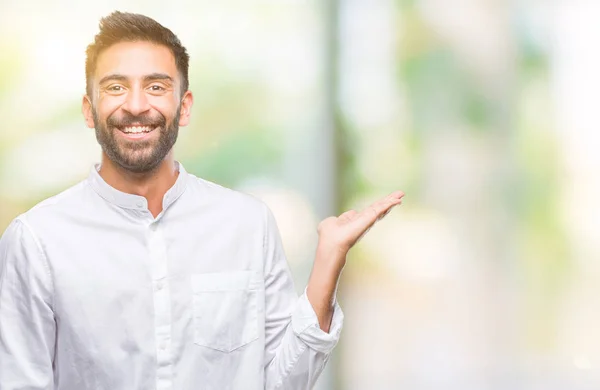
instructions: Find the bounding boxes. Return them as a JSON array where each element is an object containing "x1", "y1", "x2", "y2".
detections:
[{"x1": 191, "y1": 271, "x2": 259, "y2": 352}]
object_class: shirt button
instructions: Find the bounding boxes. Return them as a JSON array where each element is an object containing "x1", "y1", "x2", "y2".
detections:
[
  {"x1": 136, "y1": 201, "x2": 143, "y2": 208},
  {"x1": 156, "y1": 281, "x2": 164, "y2": 291},
  {"x1": 159, "y1": 342, "x2": 167, "y2": 351}
]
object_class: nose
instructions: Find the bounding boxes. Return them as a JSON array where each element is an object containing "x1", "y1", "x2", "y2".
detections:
[{"x1": 121, "y1": 87, "x2": 150, "y2": 116}]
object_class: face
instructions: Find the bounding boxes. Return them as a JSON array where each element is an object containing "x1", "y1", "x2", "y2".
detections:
[{"x1": 82, "y1": 41, "x2": 193, "y2": 173}]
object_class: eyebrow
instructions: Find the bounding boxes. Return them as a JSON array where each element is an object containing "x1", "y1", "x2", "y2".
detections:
[{"x1": 98, "y1": 73, "x2": 175, "y2": 85}]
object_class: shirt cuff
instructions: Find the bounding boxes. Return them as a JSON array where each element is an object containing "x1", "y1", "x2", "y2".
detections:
[{"x1": 291, "y1": 288, "x2": 344, "y2": 354}]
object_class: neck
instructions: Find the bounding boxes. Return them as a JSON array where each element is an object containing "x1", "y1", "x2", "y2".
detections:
[{"x1": 98, "y1": 151, "x2": 179, "y2": 217}]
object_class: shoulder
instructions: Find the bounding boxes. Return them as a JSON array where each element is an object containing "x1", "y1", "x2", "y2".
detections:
[
  {"x1": 11, "y1": 180, "x2": 89, "y2": 234},
  {"x1": 184, "y1": 173, "x2": 271, "y2": 223}
]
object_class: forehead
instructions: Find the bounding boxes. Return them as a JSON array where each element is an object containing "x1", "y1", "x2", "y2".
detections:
[{"x1": 94, "y1": 41, "x2": 178, "y2": 81}]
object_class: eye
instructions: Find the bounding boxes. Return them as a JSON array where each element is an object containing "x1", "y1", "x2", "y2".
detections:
[
  {"x1": 149, "y1": 85, "x2": 165, "y2": 92},
  {"x1": 106, "y1": 85, "x2": 125, "y2": 92}
]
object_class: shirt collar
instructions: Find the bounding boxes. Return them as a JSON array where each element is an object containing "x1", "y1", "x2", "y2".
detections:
[{"x1": 87, "y1": 161, "x2": 188, "y2": 211}]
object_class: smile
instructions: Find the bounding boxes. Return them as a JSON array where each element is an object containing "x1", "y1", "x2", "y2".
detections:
[
  {"x1": 120, "y1": 125, "x2": 155, "y2": 134},
  {"x1": 117, "y1": 125, "x2": 157, "y2": 140}
]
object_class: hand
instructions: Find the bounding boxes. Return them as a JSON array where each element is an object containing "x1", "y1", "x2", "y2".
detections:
[
  {"x1": 307, "y1": 190, "x2": 404, "y2": 331},
  {"x1": 316, "y1": 190, "x2": 405, "y2": 262}
]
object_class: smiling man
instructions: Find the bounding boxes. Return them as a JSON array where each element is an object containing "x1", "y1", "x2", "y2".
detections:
[{"x1": 0, "y1": 11, "x2": 403, "y2": 390}]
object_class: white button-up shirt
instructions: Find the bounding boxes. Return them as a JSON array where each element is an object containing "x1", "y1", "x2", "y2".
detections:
[{"x1": 0, "y1": 162, "x2": 343, "y2": 390}]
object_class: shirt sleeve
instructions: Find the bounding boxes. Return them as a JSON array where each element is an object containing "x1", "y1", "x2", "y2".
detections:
[
  {"x1": 261, "y1": 204, "x2": 344, "y2": 390},
  {"x1": 0, "y1": 218, "x2": 56, "y2": 389}
]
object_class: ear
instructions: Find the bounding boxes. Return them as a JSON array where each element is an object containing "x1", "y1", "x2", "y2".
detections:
[
  {"x1": 82, "y1": 95, "x2": 95, "y2": 129},
  {"x1": 178, "y1": 90, "x2": 194, "y2": 127}
]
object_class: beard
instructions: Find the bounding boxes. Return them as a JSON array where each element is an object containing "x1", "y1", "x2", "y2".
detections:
[{"x1": 92, "y1": 105, "x2": 180, "y2": 174}]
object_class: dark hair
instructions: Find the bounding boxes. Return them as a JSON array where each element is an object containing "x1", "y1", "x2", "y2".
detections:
[{"x1": 85, "y1": 11, "x2": 189, "y2": 97}]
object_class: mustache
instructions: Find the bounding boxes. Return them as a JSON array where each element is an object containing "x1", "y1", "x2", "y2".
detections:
[{"x1": 106, "y1": 112, "x2": 166, "y2": 129}]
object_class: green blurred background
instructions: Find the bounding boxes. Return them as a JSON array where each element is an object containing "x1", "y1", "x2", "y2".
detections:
[{"x1": 1, "y1": 0, "x2": 599, "y2": 389}]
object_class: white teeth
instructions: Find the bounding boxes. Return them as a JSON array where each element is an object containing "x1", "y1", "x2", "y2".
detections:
[{"x1": 122, "y1": 126, "x2": 152, "y2": 134}]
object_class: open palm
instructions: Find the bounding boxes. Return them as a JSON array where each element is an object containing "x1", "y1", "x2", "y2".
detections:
[{"x1": 317, "y1": 190, "x2": 404, "y2": 254}]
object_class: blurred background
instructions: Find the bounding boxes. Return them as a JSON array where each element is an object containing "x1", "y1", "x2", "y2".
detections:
[{"x1": 1, "y1": 0, "x2": 599, "y2": 389}]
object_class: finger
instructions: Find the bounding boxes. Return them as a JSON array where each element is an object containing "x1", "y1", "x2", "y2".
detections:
[
  {"x1": 339, "y1": 209, "x2": 357, "y2": 218},
  {"x1": 338, "y1": 209, "x2": 357, "y2": 223},
  {"x1": 348, "y1": 192, "x2": 404, "y2": 239},
  {"x1": 317, "y1": 216, "x2": 337, "y2": 234},
  {"x1": 361, "y1": 205, "x2": 388, "y2": 225},
  {"x1": 364, "y1": 193, "x2": 403, "y2": 222},
  {"x1": 385, "y1": 192, "x2": 404, "y2": 214},
  {"x1": 378, "y1": 203, "x2": 399, "y2": 220},
  {"x1": 389, "y1": 190, "x2": 405, "y2": 201}
]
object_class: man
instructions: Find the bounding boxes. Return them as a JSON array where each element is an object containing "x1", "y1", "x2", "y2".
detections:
[{"x1": 0, "y1": 11, "x2": 403, "y2": 390}]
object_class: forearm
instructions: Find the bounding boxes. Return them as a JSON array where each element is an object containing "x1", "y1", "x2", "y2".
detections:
[
  {"x1": 264, "y1": 281, "x2": 344, "y2": 390},
  {"x1": 306, "y1": 244, "x2": 346, "y2": 333},
  {"x1": 264, "y1": 302, "x2": 341, "y2": 390},
  {"x1": 263, "y1": 256, "x2": 344, "y2": 390}
]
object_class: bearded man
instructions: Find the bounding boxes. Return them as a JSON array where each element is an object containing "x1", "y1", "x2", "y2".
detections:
[{"x1": 0, "y1": 11, "x2": 403, "y2": 390}]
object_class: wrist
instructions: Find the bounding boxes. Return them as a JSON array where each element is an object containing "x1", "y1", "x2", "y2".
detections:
[
  {"x1": 311, "y1": 244, "x2": 346, "y2": 284},
  {"x1": 315, "y1": 242, "x2": 347, "y2": 267}
]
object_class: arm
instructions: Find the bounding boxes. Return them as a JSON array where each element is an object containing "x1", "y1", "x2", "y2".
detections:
[
  {"x1": 0, "y1": 218, "x2": 56, "y2": 390},
  {"x1": 307, "y1": 190, "x2": 404, "y2": 332},
  {"x1": 262, "y1": 190, "x2": 403, "y2": 389},
  {"x1": 262, "y1": 206, "x2": 343, "y2": 390}
]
